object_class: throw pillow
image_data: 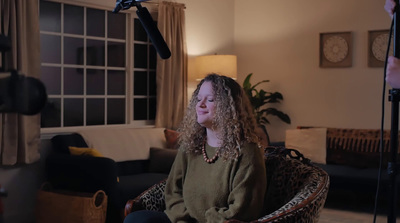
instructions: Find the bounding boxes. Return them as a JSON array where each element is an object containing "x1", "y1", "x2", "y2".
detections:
[
  {"x1": 68, "y1": 146, "x2": 119, "y2": 182},
  {"x1": 68, "y1": 146, "x2": 103, "y2": 157},
  {"x1": 164, "y1": 129, "x2": 179, "y2": 149}
]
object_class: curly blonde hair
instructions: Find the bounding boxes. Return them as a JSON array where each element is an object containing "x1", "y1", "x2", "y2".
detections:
[{"x1": 178, "y1": 73, "x2": 260, "y2": 160}]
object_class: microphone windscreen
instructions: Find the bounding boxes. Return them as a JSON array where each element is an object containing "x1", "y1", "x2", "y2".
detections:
[{"x1": 136, "y1": 7, "x2": 171, "y2": 59}]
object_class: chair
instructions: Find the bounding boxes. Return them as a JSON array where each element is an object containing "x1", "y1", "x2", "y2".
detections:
[{"x1": 124, "y1": 147, "x2": 330, "y2": 222}]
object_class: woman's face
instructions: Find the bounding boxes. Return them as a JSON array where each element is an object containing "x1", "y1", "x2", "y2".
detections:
[{"x1": 196, "y1": 81, "x2": 216, "y2": 129}]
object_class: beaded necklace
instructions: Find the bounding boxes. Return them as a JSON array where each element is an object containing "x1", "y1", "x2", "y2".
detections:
[{"x1": 202, "y1": 143, "x2": 219, "y2": 163}]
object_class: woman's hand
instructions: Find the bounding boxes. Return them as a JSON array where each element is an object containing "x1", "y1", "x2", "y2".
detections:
[
  {"x1": 386, "y1": 56, "x2": 400, "y2": 88},
  {"x1": 385, "y1": 0, "x2": 396, "y2": 18}
]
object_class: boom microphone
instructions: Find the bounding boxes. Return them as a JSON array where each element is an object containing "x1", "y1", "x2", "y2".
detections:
[
  {"x1": 112, "y1": 0, "x2": 134, "y2": 13},
  {"x1": 136, "y1": 5, "x2": 171, "y2": 59},
  {"x1": 112, "y1": 0, "x2": 171, "y2": 59}
]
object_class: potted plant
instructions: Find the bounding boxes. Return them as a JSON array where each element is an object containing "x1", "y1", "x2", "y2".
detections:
[{"x1": 242, "y1": 73, "x2": 291, "y2": 144}]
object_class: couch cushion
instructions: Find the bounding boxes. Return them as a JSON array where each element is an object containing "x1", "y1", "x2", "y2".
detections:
[
  {"x1": 148, "y1": 147, "x2": 178, "y2": 174},
  {"x1": 326, "y1": 149, "x2": 390, "y2": 169},
  {"x1": 315, "y1": 163, "x2": 381, "y2": 181},
  {"x1": 116, "y1": 160, "x2": 150, "y2": 176},
  {"x1": 78, "y1": 128, "x2": 166, "y2": 162}
]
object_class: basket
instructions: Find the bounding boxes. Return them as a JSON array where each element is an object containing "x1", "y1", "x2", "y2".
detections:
[{"x1": 36, "y1": 183, "x2": 107, "y2": 223}]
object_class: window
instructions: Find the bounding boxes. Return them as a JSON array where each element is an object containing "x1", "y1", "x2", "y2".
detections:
[{"x1": 39, "y1": 0, "x2": 157, "y2": 132}]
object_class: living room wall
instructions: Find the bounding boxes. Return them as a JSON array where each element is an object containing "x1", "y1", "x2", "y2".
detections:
[
  {"x1": 176, "y1": 0, "x2": 236, "y2": 95},
  {"x1": 234, "y1": 0, "x2": 392, "y2": 142}
]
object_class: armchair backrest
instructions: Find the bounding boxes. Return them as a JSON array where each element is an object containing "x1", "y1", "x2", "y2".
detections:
[
  {"x1": 260, "y1": 147, "x2": 330, "y2": 222},
  {"x1": 264, "y1": 152, "x2": 313, "y2": 213}
]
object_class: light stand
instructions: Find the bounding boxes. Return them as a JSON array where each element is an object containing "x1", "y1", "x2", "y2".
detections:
[
  {"x1": 388, "y1": 1, "x2": 400, "y2": 222},
  {"x1": 388, "y1": 90, "x2": 399, "y2": 223}
]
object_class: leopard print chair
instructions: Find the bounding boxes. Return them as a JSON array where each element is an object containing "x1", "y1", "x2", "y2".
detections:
[{"x1": 124, "y1": 147, "x2": 330, "y2": 223}]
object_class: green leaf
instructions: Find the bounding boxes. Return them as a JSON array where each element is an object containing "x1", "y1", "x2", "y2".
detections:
[
  {"x1": 241, "y1": 73, "x2": 291, "y2": 128},
  {"x1": 264, "y1": 92, "x2": 283, "y2": 103},
  {"x1": 251, "y1": 80, "x2": 270, "y2": 90},
  {"x1": 242, "y1": 73, "x2": 253, "y2": 91},
  {"x1": 259, "y1": 108, "x2": 291, "y2": 124}
]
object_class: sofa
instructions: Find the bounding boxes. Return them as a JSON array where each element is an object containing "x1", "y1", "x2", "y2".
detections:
[
  {"x1": 45, "y1": 127, "x2": 178, "y2": 223},
  {"x1": 284, "y1": 127, "x2": 400, "y2": 211}
]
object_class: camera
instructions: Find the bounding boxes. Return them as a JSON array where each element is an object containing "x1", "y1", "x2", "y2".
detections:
[{"x1": 0, "y1": 34, "x2": 47, "y2": 115}]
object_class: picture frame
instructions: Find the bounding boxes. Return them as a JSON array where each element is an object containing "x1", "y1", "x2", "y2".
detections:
[
  {"x1": 368, "y1": 29, "x2": 393, "y2": 67},
  {"x1": 319, "y1": 32, "x2": 352, "y2": 68}
]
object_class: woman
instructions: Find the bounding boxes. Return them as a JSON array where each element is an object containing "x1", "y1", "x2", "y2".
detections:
[
  {"x1": 125, "y1": 74, "x2": 267, "y2": 223},
  {"x1": 384, "y1": 0, "x2": 400, "y2": 89}
]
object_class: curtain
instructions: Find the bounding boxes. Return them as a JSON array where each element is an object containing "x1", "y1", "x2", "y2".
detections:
[
  {"x1": 0, "y1": 0, "x2": 41, "y2": 165},
  {"x1": 155, "y1": 1, "x2": 187, "y2": 130}
]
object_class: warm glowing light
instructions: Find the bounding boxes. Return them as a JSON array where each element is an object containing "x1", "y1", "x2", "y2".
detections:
[{"x1": 191, "y1": 55, "x2": 237, "y2": 81}]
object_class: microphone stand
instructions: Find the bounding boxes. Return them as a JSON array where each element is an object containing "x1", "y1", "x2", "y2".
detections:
[
  {"x1": 388, "y1": 1, "x2": 400, "y2": 222},
  {"x1": 388, "y1": 90, "x2": 399, "y2": 223}
]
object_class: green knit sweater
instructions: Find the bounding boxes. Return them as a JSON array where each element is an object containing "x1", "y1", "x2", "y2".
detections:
[{"x1": 164, "y1": 143, "x2": 267, "y2": 223}]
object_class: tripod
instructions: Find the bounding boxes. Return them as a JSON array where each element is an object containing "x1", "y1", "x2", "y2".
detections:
[{"x1": 388, "y1": 89, "x2": 399, "y2": 223}]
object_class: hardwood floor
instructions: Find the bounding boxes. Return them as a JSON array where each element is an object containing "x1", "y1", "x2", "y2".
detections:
[
  {"x1": 319, "y1": 190, "x2": 400, "y2": 223},
  {"x1": 319, "y1": 208, "x2": 394, "y2": 223}
]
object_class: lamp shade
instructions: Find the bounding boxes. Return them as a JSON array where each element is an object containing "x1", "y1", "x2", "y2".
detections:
[{"x1": 194, "y1": 55, "x2": 237, "y2": 81}]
